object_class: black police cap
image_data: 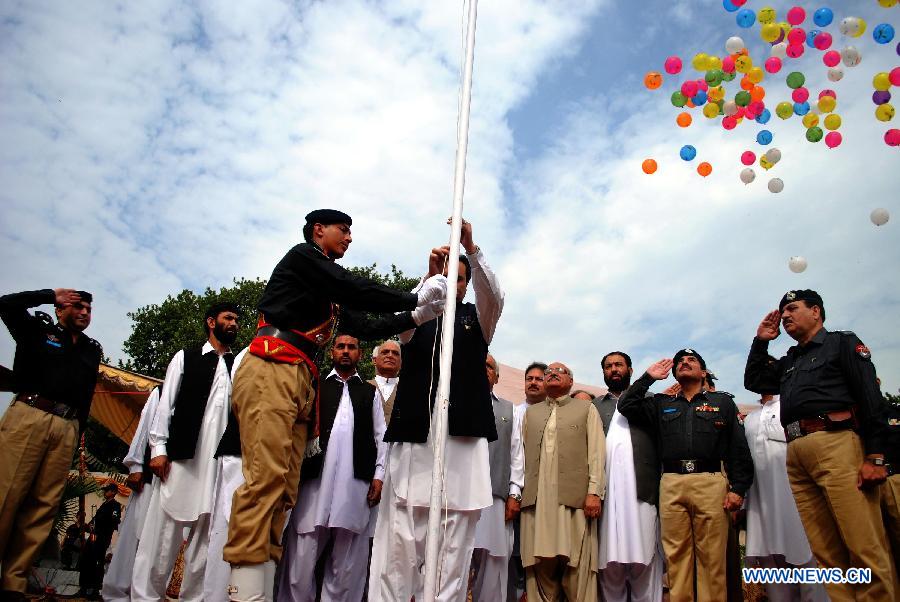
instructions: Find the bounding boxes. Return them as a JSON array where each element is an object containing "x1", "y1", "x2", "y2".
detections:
[
  {"x1": 303, "y1": 209, "x2": 352, "y2": 243},
  {"x1": 672, "y1": 348, "x2": 706, "y2": 376},
  {"x1": 779, "y1": 289, "x2": 824, "y2": 313}
]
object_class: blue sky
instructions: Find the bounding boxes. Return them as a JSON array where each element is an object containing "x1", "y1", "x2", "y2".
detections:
[{"x1": 1, "y1": 0, "x2": 899, "y2": 410}]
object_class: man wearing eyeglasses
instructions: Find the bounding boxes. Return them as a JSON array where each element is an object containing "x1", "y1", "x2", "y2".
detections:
[{"x1": 520, "y1": 362, "x2": 605, "y2": 602}]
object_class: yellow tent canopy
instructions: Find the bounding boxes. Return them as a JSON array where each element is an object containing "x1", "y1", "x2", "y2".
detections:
[{"x1": 92, "y1": 364, "x2": 161, "y2": 444}]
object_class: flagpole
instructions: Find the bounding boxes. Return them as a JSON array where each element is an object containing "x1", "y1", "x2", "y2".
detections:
[{"x1": 423, "y1": 0, "x2": 478, "y2": 599}]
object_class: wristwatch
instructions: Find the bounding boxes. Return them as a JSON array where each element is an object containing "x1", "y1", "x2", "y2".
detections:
[
  {"x1": 868, "y1": 457, "x2": 886, "y2": 466},
  {"x1": 509, "y1": 493, "x2": 522, "y2": 503}
]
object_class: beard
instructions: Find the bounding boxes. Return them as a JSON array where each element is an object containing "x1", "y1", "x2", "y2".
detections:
[
  {"x1": 604, "y1": 373, "x2": 631, "y2": 393},
  {"x1": 214, "y1": 323, "x2": 238, "y2": 346}
]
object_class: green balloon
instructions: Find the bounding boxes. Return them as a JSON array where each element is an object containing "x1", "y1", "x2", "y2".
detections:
[
  {"x1": 806, "y1": 126, "x2": 823, "y2": 142},
  {"x1": 705, "y1": 69, "x2": 724, "y2": 87},
  {"x1": 715, "y1": 100, "x2": 725, "y2": 114},
  {"x1": 776, "y1": 101, "x2": 793, "y2": 119},
  {"x1": 722, "y1": 71, "x2": 737, "y2": 82},
  {"x1": 786, "y1": 71, "x2": 806, "y2": 89},
  {"x1": 671, "y1": 91, "x2": 687, "y2": 108},
  {"x1": 734, "y1": 91, "x2": 751, "y2": 107}
]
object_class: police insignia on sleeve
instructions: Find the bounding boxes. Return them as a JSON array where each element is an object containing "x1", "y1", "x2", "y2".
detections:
[{"x1": 855, "y1": 344, "x2": 871, "y2": 359}]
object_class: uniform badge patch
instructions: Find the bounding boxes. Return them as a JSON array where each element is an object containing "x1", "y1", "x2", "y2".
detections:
[
  {"x1": 855, "y1": 344, "x2": 871, "y2": 359},
  {"x1": 45, "y1": 334, "x2": 62, "y2": 348}
]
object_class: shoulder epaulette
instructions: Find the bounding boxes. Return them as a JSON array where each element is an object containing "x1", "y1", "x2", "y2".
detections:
[
  {"x1": 835, "y1": 330, "x2": 857, "y2": 336},
  {"x1": 34, "y1": 311, "x2": 54, "y2": 327},
  {"x1": 712, "y1": 390, "x2": 735, "y2": 398}
]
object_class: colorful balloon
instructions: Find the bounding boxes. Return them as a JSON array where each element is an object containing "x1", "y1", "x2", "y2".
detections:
[
  {"x1": 737, "y1": 9, "x2": 756, "y2": 28},
  {"x1": 705, "y1": 69, "x2": 724, "y2": 86},
  {"x1": 671, "y1": 91, "x2": 687, "y2": 107},
  {"x1": 823, "y1": 113, "x2": 841, "y2": 130},
  {"x1": 770, "y1": 42, "x2": 788, "y2": 59},
  {"x1": 873, "y1": 72, "x2": 892, "y2": 92},
  {"x1": 703, "y1": 102, "x2": 721, "y2": 118},
  {"x1": 786, "y1": 7, "x2": 805, "y2": 26},
  {"x1": 822, "y1": 51, "x2": 841, "y2": 67},
  {"x1": 813, "y1": 32, "x2": 833, "y2": 50},
  {"x1": 891, "y1": 68, "x2": 900, "y2": 87},
  {"x1": 824, "y1": 131, "x2": 842, "y2": 148},
  {"x1": 840, "y1": 17, "x2": 862, "y2": 37},
  {"x1": 644, "y1": 72, "x2": 663, "y2": 90},
  {"x1": 697, "y1": 162, "x2": 713, "y2": 177},
  {"x1": 802, "y1": 113, "x2": 819, "y2": 128},
  {"x1": 642, "y1": 159, "x2": 658, "y2": 174},
  {"x1": 870, "y1": 208, "x2": 890, "y2": 226},
  {"x1": 735, "y1": 55, "x2": 753, "y2": 74},
  {"x1": 681, "y1": 80, "x2": 699, "y2": 98},
  {"x1": 817, "y1": 96, "x2": 836, "y2": 113},
  {"x1": 806, "y1": 126, "x2": 823, "y2": 142},
  {"x1": 827, "y1": 67, "x2": 844, "y2": 82},
  {"x1": 749, "y1": 87, "x2": 765, "y2": 103},
  {"x1": 735, "y1": 91, "x2": 751, "y2": 107},
  {"x1": 776, "y1": 101, "x2": 794, "y2": 119},
  {"x1": 873, "y1": 90, "x2": 891, "y2": 105},
  {"x1": 692, "y1": 53, "x2": 710, "y2": 71},
  {"x1": 692, "y1": 90, "x2": 708, "y2": 105},
  {"x1": 748, "y1": 67, "x2": 764, "y2": 84},
  {"x1": 813, "y1": 8, "x2": 833, "y2": 28},
  {"x1": 764, "y1": 57, "x2": 782, "y2": 73},
  {"x1": 818, "y1": 89, "x2": 837, "y2": 100},
  {"x1": 758, "y1": 7, "x2": 777, "y2": 25},
  {"x1": 876, "y1": 104, "x2": 896, "y2": 122},
  {"x1": 787, "y1": 28, "x2": 806, "y2": 46},
  {"x1": 741, "y1": 151, "x2": 756, "y2": 165},
  {"x1": 786, "y1": 71, "x2": 805, "y2": 89},
  {"x1": 794, "y1": 101, "x2": 811, "y2": 116},
  {"x1": 851, "y1": 18, "x2": 867, "y2": 39},
  {"x1": 723, "y1": 100, "x2": 739, "y2": 116},
  {"x1": 764, "y1": 148, "x2": 782, "y2": 164},
  {"x1": 676, "y1": 112, "x2": 692, "y2": 128},
  {"x1": 725, "y1": 36, "x2": 745, "y2": 54},
  {"x1": 841, "y1": 46, "x2": 861, "y2": 67},
  {"x1": 665, "y1": 56, "x2": 683, "y2": 74},
  {"x1": 756, "y1": 109, "x2": 772, "y2": 125},
  {"x1": 680, "y1": 145, "x2": 697, "y2": 161},
  {"x1": 760, "y1": 155, "x2": 774, "y2": 170},
  {"x1": 756, "y1": 129, "x2": 773, "y2": 145},
  {"x1": 722, "y1": 55, "x2": 736, "y2": 74},
  {"x1": 722, "y1": 115, "x2": 738, "y2": 130},
  {"x1": 787, "y1": 255, "x2": 805, "y2": 272},
  {"x1": 873, "y1": 24, "x2": 895, "y2": 45},
  {"x1": 786, "y1": 44, "x2": 805, "y2": 58},
  {"x1": 792, "y1": 87, "x2": 809, "y2": 103},
  {"x1": 723, "y1": 0, "x2": 740, "y2": 12},
  {"x1": 761, "y1": 23, "x2": 782, "y2": 43},
  {"x1": 885, "y1": 129, "x2": 900, "y2": 146},
  {"x1": 740, "y1": 168, "x2": 756, "y2": 184}
]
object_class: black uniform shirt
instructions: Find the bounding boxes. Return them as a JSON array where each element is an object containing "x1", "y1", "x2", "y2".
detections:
[
  {"x1": 884, "y1": 396, "x2": 900, "y2": 467},
  {"x1": 0, "y1": 289, "x2": 102, "y2": 431},
  {"x1": 258, "y1": 242, "x2": 418, "y2": 333},
  {"x1": 743, "y1": 328, "x2": 887, "y2": 454},
  {"x1": 91, "y1": 498, "x2": 122, "y2": 542},
  {"x1": 618, "y1": 373, "x2": 754, "y2": 496}
]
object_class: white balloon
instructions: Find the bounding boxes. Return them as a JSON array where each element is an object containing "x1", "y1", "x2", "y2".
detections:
[
  {"x1": 725, "y1": 36, "x2": 745, "y2": 54},
  {"x1": 764, "y1": 148, "x2": 782, "y2": 164},
  {"x1": 788, "y1": 256, "x2": 808, "y2": 273},
  {"x1": 723, "y1": 101, "x2": 739, "y2": 116},
  {"x1": 828, "y1": 67, "x2": 845, "y2": 82},
  {"x1": 841, "y1": 46, "x2": 861, "y2": 67},
  {"x1": 740, "y1": 168, "x2": 756, "y2": 184},
  {"x1": 870, "y1": 208, "x2": 890, "y2": 226},
  {"x1": 768, "y1": 177, "x2": 784, "y2": 193},
  {"x1": 771, "y1": 42, "x2": 788, "y2": 59},
  {"x1": 839, "y1": 17, "x2": 860, "y2": 37}
]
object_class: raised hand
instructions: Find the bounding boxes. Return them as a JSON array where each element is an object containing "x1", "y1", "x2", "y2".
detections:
[
  {"x1": 756, "y1": 310, "x2": 781, "y2": 341},
  {"x1": 447, "y1": 217, "x2": 476, "y2": 254},
  {"x1": 646, "y1": 359, "x2": 674, "y2": 381},
  {"x1": 427, "y1": 246, "x2": 450, "y2": 278},
  {"x1": 54, "y1": 288, "x2": 81, "y2": 307}
]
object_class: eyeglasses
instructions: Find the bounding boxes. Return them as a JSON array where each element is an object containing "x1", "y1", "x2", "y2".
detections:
[{"x1": 544, "y1": 367, "x2": 570, "y2": 375}]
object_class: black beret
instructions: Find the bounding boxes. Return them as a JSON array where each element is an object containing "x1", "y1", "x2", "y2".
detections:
[
  {"x1": 779, "y1": 289, "x2": 824, "y2": 313},
  {"x1": 102, "y1": 482, "x2": 119, "y2": 492},
  {"x1": 76, "y1": 291, "x2": 93, "y2": 303},
  {"x1": 205, "y1": 301, "x2": 242, "y2": 320},
  {"x1": 672, "y1": 348, "x2": 706, "y2": 376},
  {"x1": 305, "y1": 209, "x2": 352, "y2": 227}
]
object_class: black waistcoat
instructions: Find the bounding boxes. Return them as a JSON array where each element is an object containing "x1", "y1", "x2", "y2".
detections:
[
  {"x1": 167, "y1": 346, "x2": 233, "y2": 461},
  {"x1": 384, "y1": 302, "x2": 497, "y2": 443},
  {"x1": 302, "y1": 374, "x2": 378, "y2": 482}
]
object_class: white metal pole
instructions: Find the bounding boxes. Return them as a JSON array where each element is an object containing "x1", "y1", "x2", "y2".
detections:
[{"x1": 423, "y1": 0, "x2": 478, "y2": 599}]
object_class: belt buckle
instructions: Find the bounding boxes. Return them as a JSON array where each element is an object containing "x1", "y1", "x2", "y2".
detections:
[
  {"x1": 682, "y1": 460, "x2": 696, "y2": 473},
  {"x1": 786, "y1": 422, "x2": 803, "y2": 440}
]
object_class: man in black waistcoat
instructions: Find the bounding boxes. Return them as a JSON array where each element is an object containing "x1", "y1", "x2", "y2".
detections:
[
  {"x1": 132, "y1": 302, "x2": 241, "y2": 602},
  {"x1": 79, "y1": 483, "x2": 122, "y2": 599},
  {"x1": 369, "y1": 219, "x2": 505, "y2": 602}
]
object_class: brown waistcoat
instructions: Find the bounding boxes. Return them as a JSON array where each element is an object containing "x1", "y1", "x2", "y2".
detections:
[{"x1": 369, "y1": 378, "x2": 398, "y2": 426}]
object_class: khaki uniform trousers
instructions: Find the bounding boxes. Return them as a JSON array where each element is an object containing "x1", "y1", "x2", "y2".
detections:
[
  {"x1": 786, "y1": 430, "x2": 896, "y2": 602},
  {"x1": 0, "y1": 402, "x2": 78, "y2": 592},
  {"x1": 882, "y1": 474, "x2": 900, "y2": 578},
  {"x1": 223, "y1": 354, "x2": 314, "y2": 565},
  {"x1": 659, "y1": 471, "x2": 729, "y2": 602}
]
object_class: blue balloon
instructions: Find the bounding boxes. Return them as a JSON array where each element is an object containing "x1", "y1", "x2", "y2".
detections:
[
  {"x1": 806, "y1": 29, "x2": 820, "y2": 48},
  {"x1": 813, "y1": 8, "x2": 833, "y2": 28},
  {"x1": 736, "y1": 8, "x2": 756, "y2": 28},
  {"x1": 873, "y1": 23, "x2": 895, "y2": 45},
  {"x1": 756, "y1": 109, "x2": 772, "y2": 124},
  {"x1": 794, "y1": 101, "x2": 811, "y2": 116},
  {"x1": 756, "y1": 130, "x2": 773, "y2": 145},
  {"x1": 680, "y1": 145, "x2": 697, "y2": 161},
  {"x1": 722, "y1": 0, "x2": 739, "y2": 12},
  {"x1": 692, "y1": 90, "x2": 708, "y2": 105}
]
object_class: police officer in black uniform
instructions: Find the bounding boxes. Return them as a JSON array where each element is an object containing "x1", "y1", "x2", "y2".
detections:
[
  {"x1": 0, "y1": 288, "x2": 102, "y2": 601},
  {"x1": 618, "y1": 349, "x2": 753, "y2": 602},
  {"x1": 744, "y1": 289, "x2": 895, "y2": 601},
  {"x1": 883, "y1": 392, "x2": 900, "y2": 578},
  {"x1": 80, "y1": 482, "x2": 122, "y2": 599}
]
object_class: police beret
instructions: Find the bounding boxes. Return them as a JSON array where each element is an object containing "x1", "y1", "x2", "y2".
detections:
[
  {"x1": 76, "y1": 291, "x2": 93, "y2": 303},
  {"x1": 779, "y1": 289, "x2": 824, "y2": 312},
  {"x1": 305, "y1": 209, "x2": 352, "y2": 227},
  {"x1": 672, "y1": 348, "x2": 706, "y2": 376}
]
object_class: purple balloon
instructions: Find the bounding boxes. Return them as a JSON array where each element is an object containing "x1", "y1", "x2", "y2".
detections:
[{"x1": 873, "y1": 90, "x2": 892, "y2": 105}]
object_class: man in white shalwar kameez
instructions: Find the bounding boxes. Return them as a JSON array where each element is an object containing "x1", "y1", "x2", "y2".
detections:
[
  {"x1": 369, "y1": 221, "x2": 504, "y2": 602},
  {"x1": 470, "y1": 355, "x2": 524, "y2": 601},
  {"x1": 743, "y1": 394, "x2": 827, "y2": 602},
  {"x1": 277, "y1": 333, "x2": 388, "y2": 601},
  {"x1": 132, "y1": 303, "x2": 240, "y2": 602},
  {"x1": 100, "y1": 387, "x2": 161, "y2": 602}
]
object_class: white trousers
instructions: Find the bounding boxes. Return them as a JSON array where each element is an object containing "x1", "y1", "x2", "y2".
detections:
[
  {"x1": 368, "y1": 500, "x2": 480, "y2": 602},
  {"x1": 598, "y1": 547, "x2": 664, "y2": 602},
  {"x1": 471, "y1": 547, "x2": 510, "y2": 601},
  {"x1": 132, "y1": 484, "x2": 211, "y2": 602},
  {"x1": 204, "y1": 457, "x2": 246, "y2": 602},
  {"x1": 101, "y1": 483, "x2": 153, "y2": 602},
  {"x1": 276, "y1": 526, "x2": 369, "y2": 602}
]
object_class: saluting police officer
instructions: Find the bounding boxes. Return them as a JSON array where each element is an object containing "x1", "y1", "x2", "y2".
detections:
[
  {"x1": 0, "y1": 288, "x2": 103, "y2": 601},
  {"x1": 744, "y1": 289, "x2": 895, "y2": 601},
  {"x1": 618, "y1": 349, "x2": 753, "y2": 602}
]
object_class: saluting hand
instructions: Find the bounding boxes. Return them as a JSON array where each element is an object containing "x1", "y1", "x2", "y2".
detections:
[
  {"x1": 756, "y1": 310, "x2": 782, "y2": 341},
  {"x1": 646, "y1": 359, "x2": 674, "y2": 381},
  {"x1": 54, "y1": 288, "x2": 81, "y2": 308}
]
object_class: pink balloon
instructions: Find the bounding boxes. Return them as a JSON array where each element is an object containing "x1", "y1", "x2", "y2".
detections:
[
  {"x1": 765, "y1": 57, "x2": 783, "y2": 73},
  {"x1": 722, "y1": 55, "x2": 736, "y2": 73},
  {"x1": 787, "y1": 28, "x2": 806, "y2": 46},
  {"x1": 792, "y1": 87, "x2": 810, "y2": 103},
  {"x1": 822, "y1": 50, "x2": 840, "y2": 67},
  {"x1": 787, "y1": 7, "x2": 806, "y2": 26},
  {"x1": 890, "y1": 67, "x2": 900, "y2": 87},
  {"x1": 747, "y1": 100, "x2": 765, "y2": 117},
  {"x1": 824, "y1": 131, "x2": 842, "y2": 148},
  {"x1": 722, "y1": 115, "x2": 738, "y2": 130},
  {"x1": 787, "y1": 44, "x2": 805, "y2": 58},
  {"x1": 813, "y1": 32, "x2": 833, "y2": 50},
  {"x1": 696, "y1": 79, "x2": 709, "y2": 92},
  {"x1": 731, "y1": 0, "x2": 748, "y2": 5},
  {"x1": 665, "y1": 56, "x2": 682, "y2": 75},
  {"x1": 886, "y1": 129, "x2": 900, "y2": 147},
  {"x1": 818, "y1": 89, "x2": 837, "y2": 100},
  {"x1": 741, "y1": 151, "x2": 756, "y2": 165},
  {"x1": 681, "y1": 80, "x2": 699, "y2": 98}
]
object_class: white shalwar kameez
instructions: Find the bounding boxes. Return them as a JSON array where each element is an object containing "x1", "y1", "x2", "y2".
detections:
[
  {"x1": 368, "y1": 247, "x2": 504, "y2": 602},
  {"x1": 470, "y1": 397, "x2": 524, "y2": 602},
  {"x1": 743, "y1": 398, "x2": 827, "y2": 602},
  {"x1": 598, "y1": 408, "x2": 663, "y2": 602},
  {"x1": 277, "y1": 369, "x2": 388, "y2": 602},
  {"x1": 132, "y1": 341, "x2": 233, "y2": 602},
  {"x1": 101, "y1": 387, "x2": 161, "y2": 602}
]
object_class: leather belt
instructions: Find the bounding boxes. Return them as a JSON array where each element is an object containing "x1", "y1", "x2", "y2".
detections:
[
  {"x1": 662, "y1": 459, "x2": 720, "y2": 474},
  {"x1": 256, "y1": 325, "x2": 321, "y2": 357},
  {"x1": 15, "y1": 393, "x2": 78, "y2": 420},
  {"x1": 784, "y1": 409, "x2": 858, "y2": 443}
]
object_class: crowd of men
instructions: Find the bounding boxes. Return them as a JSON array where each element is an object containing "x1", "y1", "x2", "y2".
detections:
[{"x1": 0, "y1": 208, "x2": 898, "y2": 602}]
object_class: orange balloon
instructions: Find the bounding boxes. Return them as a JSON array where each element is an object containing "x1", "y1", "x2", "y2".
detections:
[
  {"x1": 740, "y1": 76, "x2": 754, "y2": 91},
  {"x1": 697, "y1": 162, "x2": 712, "y2": 177},
  {"x1": 685, "y1": 98, "x2": 696, "y2": 108},
  {"x1": 750, "y1": 85, "x2": 766, "y2": 102},
  {"x1": 644, "y1": 71, "x2": 663, "y2": 90},
  {"x1": 676, "y1": 112, "x2": 692, "y2": 127},
  {"x1": 642, "y1": 159, "x2": 658, "y2": 174}
]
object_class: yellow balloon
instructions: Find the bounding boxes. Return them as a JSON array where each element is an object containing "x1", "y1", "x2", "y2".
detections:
[
  {"x1": 758, "y1": 7, "x2": 777, "y2": 25},
  {"x1": 817, "y1": 96, "x2": 836, "y2": 113},
  {"x1": 760, "y1": 24, "x2": 780, "y2": 43},
  {"x1": 851, "y1": 18, "x2": 867, "y2": 38},
  {"x1": 876, "y1": 103, "x2": 895, "y2": 122},
  {"x1": 735, "y1": 55, "x2": 753, "y2": 74},
  {"x1": 707, "y1": 55, "x2": 723, "y2": 71},
  {"x1": 779, "y1": 22, "x2": 791, "y2": 37},
  {"x1": 873, "y1": 72, "x2": 892, "y2": 92},
  {"x1": 823, "y1": 114, "x2": 842, "y2": 130},
  {"x1": 759, "y1": 155, "x2": 774, "y2": 170},
  {"x1": 748, "y1": 67, "x2": 765, "y2": 84},
  {"x1": 802, "y1": 113, "x2": 819, "y2": 128},
  {"x1": 878, "y1": 0, "x2": 898, "y2": 7},
  {"x1": 703, "y1": 102, "x2": 720, "y2": 118},
  {"x1": 708, "y1": 86, "x2": 725, "y2": 102},
  {"x1": 692, "y1": 53, "x2": 709, "y2": 71}
]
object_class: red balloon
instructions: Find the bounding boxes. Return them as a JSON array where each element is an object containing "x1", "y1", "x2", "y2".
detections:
[
  {"x1": 665, "y1": 56, "x2": 683, "y2": 75},
  {"x1": 792, "y1": 87, "x2": 810, "y2": 103},
  {"x1": 786, "y1": 44, "x2": 805, "y2": 58},
  {"x1": 822, "y1": 50, "x2": 840, "y2": 67},
  {"x1": 787, "y1": 7, "x2": 806, "y2": 26},
  {"x1": 813, "y1": 32, "x2": 832, "y2": 51},
  {"x1": 681, "y1": 80, "x2": 699, "y2": 98},
  {"x1": 722, "y1": 55, "x2": 736, "y2": 73},
  {"x1": 765, "y1": 57, "x2": 782, "y2": 73},
  {"x1": 696, "y1": 79, "x2": 709, "y2": 92},
  {"x1": 890, "y1": 68, "x2": 900, "y2": 87},
  {"x1": 824, "y1": 131, "x2": 842, "y2": 148},
  {"x1": 722, "y1": 116, "x2": 738, "y2": 130},
  {"x1": 818, "y1": 89, "x2": 837, "y2": 100},
  {"x1": 787, "y1": 28, "x2": 806, "y2": 46},
  {"x1": 885, "y1": 129, "x2": 900, "y2": 147},
  {"x1": 741, "y1": 151, "x2": 756, "y2": 165}
]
